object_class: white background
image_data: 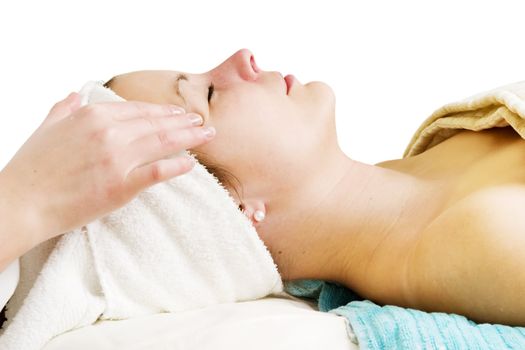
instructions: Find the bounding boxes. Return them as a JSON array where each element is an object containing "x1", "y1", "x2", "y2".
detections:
[{"x1": 1, "y1": 0, "x2": 525, "y2": 169}]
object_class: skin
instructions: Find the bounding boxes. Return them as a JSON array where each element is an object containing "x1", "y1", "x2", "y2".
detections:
[
  {"x1": 107, "y1": 49, "x2": 356, "y2": 278},
  {"x1": 107, "y1": 48, "x2": 442, "y2": 300},
  {"x1": 108, "y1": 48, "x2": 525, "y2": 327}
]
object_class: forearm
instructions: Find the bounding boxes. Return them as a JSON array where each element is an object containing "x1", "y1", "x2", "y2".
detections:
[{"x1": 0, "y1": 171, "x2": 42, "y2": 272}]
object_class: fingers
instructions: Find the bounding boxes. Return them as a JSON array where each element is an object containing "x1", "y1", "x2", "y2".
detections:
[
  {"x1": 124, "y1": 124, "x2": 216, "y2": 171},
  {"x1": 84, "y1": 100, "x2": 186, "y2": 121},
  {"x1": 120, "y1": 112, "x2": 204, "y2": 143},
  {"x1": 42, "y1": 92, "x2": 81, "y2": 126},
  {"x1": 125, "y1": 156, "x2": 196, "y2": 193},
  {"x1": 45, "y1": 96, "x2": 184, "y2": 130}
]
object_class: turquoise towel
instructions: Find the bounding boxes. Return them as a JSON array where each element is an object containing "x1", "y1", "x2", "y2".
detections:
[{"x1": 284, "y1": 280, "x2": 525, "y2": 350}]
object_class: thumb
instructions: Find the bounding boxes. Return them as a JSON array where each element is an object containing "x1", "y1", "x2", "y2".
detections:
[{"x1": 42, "y1": 92, "x2": 81, "y2": 126}]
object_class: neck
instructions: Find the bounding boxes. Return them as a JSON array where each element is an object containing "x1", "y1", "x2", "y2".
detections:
[{"x1": 268, "y1": 150, "x2": 448, "y2": 296}]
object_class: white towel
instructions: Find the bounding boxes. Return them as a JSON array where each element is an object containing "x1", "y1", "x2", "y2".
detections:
[{"x1": 0, "y1": 81, "x2": 283, "y2": 350}]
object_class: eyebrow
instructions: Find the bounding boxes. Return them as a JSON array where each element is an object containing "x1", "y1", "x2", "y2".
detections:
[{"x1": 175, "y1": 73, "x2": 188, "y2": 107}]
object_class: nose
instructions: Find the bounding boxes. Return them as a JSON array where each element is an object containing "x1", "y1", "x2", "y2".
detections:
[{"x1": 210, "y1": 48, "x2": 260, "y2": 83}]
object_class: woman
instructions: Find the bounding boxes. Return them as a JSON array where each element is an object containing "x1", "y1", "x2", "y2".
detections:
[{"x1": 103, "y1": 48, "x2": 525, "y2": 327}]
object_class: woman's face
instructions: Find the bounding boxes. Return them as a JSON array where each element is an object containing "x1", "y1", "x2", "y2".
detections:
[{"x1": 108, "y1": 48, "x2": 339, "y2": 207}]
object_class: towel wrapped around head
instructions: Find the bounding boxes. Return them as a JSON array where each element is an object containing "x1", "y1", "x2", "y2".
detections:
[{"x1": 0, "y1": 81, "x2": 283, "y2": 350}]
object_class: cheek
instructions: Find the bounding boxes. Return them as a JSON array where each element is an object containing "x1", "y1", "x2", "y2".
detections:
[
  {"x1": 212, "y1": 86, "x2": 332, "y2": 171},
  {"x1": 222, "y1": 112, "x2": 314, "y2": 167}
]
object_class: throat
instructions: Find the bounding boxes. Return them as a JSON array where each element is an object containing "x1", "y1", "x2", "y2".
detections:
[{"x1": 320, "y1": 157, "x2": 450, "y2": 300}]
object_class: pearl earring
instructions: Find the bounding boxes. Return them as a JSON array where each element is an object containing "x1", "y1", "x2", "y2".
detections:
[{"x1": 253, "y1": 210, "x2": 265, "y2": 222}]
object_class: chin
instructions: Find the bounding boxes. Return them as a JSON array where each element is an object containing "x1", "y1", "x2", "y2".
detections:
[
  {"x1": 305, "y1": 80, "x2": 336, "y2": 117},
  {"x1": 307, "y1": 80, "x2": 335, "y2": 102}
]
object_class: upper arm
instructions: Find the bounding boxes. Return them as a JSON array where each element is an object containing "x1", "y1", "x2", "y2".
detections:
[{"x1": 405, "y1": 185, "x2": 525, "y2": 325}]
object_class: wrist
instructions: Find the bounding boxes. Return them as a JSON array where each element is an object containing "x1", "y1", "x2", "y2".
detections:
[{"x1": 0, "y1": 169, "x2": 46, "y2": 266}]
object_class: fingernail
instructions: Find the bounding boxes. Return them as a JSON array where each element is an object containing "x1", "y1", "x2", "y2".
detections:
[
  {"x1": 170, "y1": 105, "x2": 185, "y2": 115},
  {"x1": 188, "y1": 113, "x2": 203, "y2": 126},
  {"x1": 202, "y1": 126, "x2": 216, "y2": 139}
]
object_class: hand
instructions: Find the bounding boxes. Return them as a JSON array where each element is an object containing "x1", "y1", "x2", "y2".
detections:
[{"x1": 0, "y1": 92, "x2": 216, "y2": 247}]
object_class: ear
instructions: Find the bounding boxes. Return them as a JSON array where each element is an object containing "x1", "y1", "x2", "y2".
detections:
[{"x1": 237, "y1": 198, "x2": 266, "y2": 226}]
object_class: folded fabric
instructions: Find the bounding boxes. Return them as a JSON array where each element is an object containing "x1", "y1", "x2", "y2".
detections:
[
  {"x1": 0, "y1": 81, "x2": 283, "y2": 350},
  {"x1": 403, "y1": 79, "x2": 525, "y2": 157},
  {"x1": 331, "y1": 300, "x2": 525, "y2": 350},
  {"x1": 285, "y1": 79, "x2": 525, "y2": 350}
]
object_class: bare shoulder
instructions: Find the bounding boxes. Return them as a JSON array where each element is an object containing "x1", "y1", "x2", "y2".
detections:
[
  {"x1": 412, "y1": 183, "x2": 525, "y2": 260},
  {"x1": 403, "y1": 184, "x2": 525, "y2": 324},
  {"x1": 451, "y1": 184, "x2": 525, "y2": 235}
]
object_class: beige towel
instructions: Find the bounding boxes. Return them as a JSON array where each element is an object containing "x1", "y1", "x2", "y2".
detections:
[{"x1": 403, "y1": 80, "x2": 525, "y2": 158}]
